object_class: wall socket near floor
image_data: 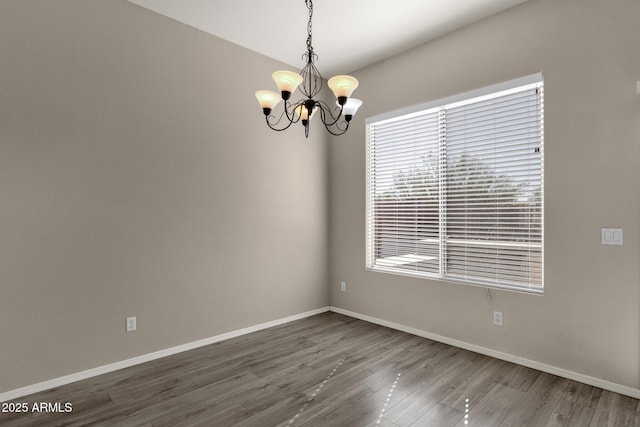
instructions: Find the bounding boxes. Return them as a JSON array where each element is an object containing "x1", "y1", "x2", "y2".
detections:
[
  {"x1": 493, "y1": 311, "x2": 503, "y2": 326},
  {"x1": 126, "y1": 316, "x2": 137, "y2": 332},
  {"x1": 340, "y1": 281, "x2": 347, "y2": 292}
]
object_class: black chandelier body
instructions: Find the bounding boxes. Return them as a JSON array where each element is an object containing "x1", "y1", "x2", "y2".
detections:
[{"x1": 255, "y1": 0, "x2": 362, "y2": 138}]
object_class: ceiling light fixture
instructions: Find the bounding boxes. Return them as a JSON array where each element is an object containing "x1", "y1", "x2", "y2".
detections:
[{"x1": 255, "y1": 0, "x2": 362, "y2": 138}]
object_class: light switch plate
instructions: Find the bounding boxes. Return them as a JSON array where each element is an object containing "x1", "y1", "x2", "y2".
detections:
[{"x1": 601, "y1": 228, "x2": 623, "y2": 245}]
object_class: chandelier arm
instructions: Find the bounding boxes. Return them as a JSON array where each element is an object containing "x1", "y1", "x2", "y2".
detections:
[
  {"x1": 264, "y1": 101, "x2": 303, "y2": 132},
  {"x1": 316, "y1": 100, "x2": 345, "y2": 127},
  {"x1": 265, "y1": 112, "x2": 295, "y2": 132},
  {"x1": 283, "y1": 100, "x2": 305, "y2": 124},
  {"x1": 322, "y1": 119, "x2": 350, "y2": 136}
]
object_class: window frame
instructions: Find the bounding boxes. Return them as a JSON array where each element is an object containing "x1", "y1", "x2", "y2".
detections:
[{"x1": 365, "y1": 73, "x2": 544, "y2": 294}]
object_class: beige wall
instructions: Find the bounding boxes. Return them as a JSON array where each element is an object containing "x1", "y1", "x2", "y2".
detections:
[
  {"x1": 3, "y1": 0, "x2": 640, "y2": 397},
  {"x1": 0, "y1": 0, "x2": 329, "y2": 393},
  {"x1": 330, "y1": 0, "x2": 640, "y2": 389}
]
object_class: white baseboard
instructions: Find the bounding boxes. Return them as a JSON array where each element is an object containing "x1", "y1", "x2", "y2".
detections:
[
  {"x1": 5, "y1": 305, "x2": 638, "y2": 402},
  {"x1": 0, "y1": 307, "x2": 330, "y2": 402},
  {"x1": 329, "y1": 306, "x2": 640, "y2": 400}
]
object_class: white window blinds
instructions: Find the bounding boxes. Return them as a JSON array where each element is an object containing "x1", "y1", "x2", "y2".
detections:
[{"x1": 366, "y1": 75, "x2": 543, "y2": 293}]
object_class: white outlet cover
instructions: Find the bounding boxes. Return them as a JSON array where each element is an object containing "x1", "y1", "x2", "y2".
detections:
[
  {"x1": 493, "y1": 311, "x2": 503, "y2": 326},
  {"x1": 601, "y1": 228, "x2": 623, "y2": 245},
  {"x1": 126, "y1": 316, "x2": 137, "y2": 332}
]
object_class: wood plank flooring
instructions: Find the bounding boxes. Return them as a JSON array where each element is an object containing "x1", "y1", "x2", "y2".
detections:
[{"x1": 1, "y1": 312, "x2": 639, "y2": 426}]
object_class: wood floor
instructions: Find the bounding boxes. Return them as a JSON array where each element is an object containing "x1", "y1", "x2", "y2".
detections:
[{"x1": 2, "y1": 312, "x2": 639, "y2": 426}]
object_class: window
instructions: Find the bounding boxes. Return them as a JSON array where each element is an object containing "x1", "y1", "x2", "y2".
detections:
[{"x1": 366, "y1": 74, "x2": 543, "y2": 293}]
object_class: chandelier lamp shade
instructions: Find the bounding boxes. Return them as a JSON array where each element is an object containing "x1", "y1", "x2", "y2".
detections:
[{"x1": 255, "y1": 0, "x2": 362, "y2": 138}]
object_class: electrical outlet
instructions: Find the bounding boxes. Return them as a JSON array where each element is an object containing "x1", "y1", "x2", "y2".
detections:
[
  {"x1": 340, "y1": 281, "x2": 347, "y2": 292},
  {"x1": 493, "y1": 311, "x2": 503, "y2": 326},
  {"x1": 126, "y1": 316, "x2": 137, "y2": 332},
  {"x1": 601, "y1": 228, "x2": 623, "y2": 245}
]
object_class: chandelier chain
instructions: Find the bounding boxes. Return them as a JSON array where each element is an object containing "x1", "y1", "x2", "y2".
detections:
[{"x1": 306, "y1": 0, "x2": 314, "y2": 58}]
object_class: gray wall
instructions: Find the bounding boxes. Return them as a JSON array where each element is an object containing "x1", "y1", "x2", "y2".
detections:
[
  {"x1": 330, "y1": 0, "x2": 640, "y2": 389},
  {"x1": 0, "y1": 0, "x2": 329, "y2": 393}
]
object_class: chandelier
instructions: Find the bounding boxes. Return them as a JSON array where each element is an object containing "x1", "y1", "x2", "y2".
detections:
[{"x1": 255, "y1": 0, "x2": 362, "y2": 138}]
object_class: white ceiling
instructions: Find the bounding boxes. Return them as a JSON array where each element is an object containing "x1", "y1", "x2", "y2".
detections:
[{"x1": 127, "y1": 0, "x2": 527, "y2": 75}]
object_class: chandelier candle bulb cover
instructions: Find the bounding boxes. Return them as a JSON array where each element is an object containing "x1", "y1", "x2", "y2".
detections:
[
  {"x1": 255, "y1": 90, "x2": 282, "y2": 115},
  {"x1": 272, "y1": 71, "x2": 304, "y2": 100},
  {"x1": 294, "y1": 103, "x2": 316, "y2": 121},
  {"x1": 328, "y1": 75, "x2": 359, "y2": 103},
  {"x1": 339, "y1": 98, "x2": 363, "y2": 122},
  {"x1": 255, "y1": 0, "x2": 362, "y2": 138}
]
